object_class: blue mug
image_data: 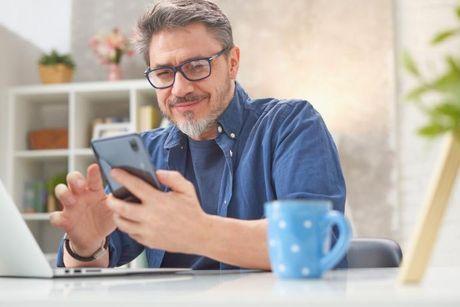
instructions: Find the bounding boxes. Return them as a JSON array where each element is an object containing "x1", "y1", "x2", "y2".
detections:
[{"x1": 265, "y1": 200, "x2": 351, "y2": 279}]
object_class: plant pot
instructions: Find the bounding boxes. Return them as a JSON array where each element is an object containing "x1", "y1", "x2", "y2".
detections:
[{"x1": 39, "y1": 64, "x2": 74, "y2": 84}]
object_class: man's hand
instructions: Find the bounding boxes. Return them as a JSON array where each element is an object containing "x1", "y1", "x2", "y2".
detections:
[
  {"x1": 107, "y1": 169, "x2": 209, "y2": 254},
  {"x1": 50, "y1": 164, "x2": 116, "y2": 256}
]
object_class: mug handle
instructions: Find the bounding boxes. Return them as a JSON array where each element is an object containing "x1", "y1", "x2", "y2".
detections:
[{"x1": 320, "y1": 211, "x2": 352, "y2": 272}]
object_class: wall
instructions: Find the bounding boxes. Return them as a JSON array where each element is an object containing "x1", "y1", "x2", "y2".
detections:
[
  {"x1": 396, "y1": 0, "x2": 460, "y2": 266},
  {"x1": 71, "y1": 0, "x2": 152, "y2": 81},
  {"x1": 0, "y1": 0, "x2": 71, "y2": 53},
  {"x1": 71, "y1": 0, "x2": 398, "y2": 240},
  {"x1": 0, "y1": 25, "x2": 43, "y2": 184},
  {"x1": 0, "y1": 0, "x2": 71, "y2": 183}
]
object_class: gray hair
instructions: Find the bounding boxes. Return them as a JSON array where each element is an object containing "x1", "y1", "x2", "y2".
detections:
[{"x1": 136, "y1": 0, "x2": 234, "y2": 65}]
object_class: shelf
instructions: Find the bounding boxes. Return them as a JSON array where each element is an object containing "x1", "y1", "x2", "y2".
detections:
[
  {"x1": 8, "y1": 79, "x2": 160, "y2": 258},
  {"x1": 10, "y1": 79, "x2": 151, "y2": 95},
  {"x1": 22, "y1": 213, "x2": 51, "y2": 221},
  {"x1": 15, "y1": 149, "x2": 69, "y2": 159},
  {"x1": 74, "y1": 148, "x2": 93, "y2": 156}
]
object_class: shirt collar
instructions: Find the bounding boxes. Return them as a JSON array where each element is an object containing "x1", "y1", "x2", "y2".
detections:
[
  {"x1": 164, "y1": 81, "x2": 249, "y2": 149},
  {"x1": 216, "y1": 81, "x2": 248, "y2": 140},
  {"x1": 164, "y1": 124, "x2": 185, "y2": 149}
]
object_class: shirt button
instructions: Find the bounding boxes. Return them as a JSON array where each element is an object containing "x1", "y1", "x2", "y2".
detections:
[
  {"x1": 217, "y1": 126, "x2": 223, "y2": 133},
  {"x1": 180, "y1": 146, "x2": 184, "y2": 150},
  {"x1": 230, "y1": 133, "x2": 236, "y2": 139},
  {"x1": 229, "y1": 150, "x2": 233, "y2": 157}
]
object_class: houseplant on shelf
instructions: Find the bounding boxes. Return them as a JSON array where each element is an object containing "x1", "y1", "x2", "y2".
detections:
[
  {"x1": 38, "y1": 50, "x2": 75, "y2": 84},
  {"x1": 89, "y1": 28, "x2": 134, "y2": 81},
  {"x1": 399, "y1": 5, "x2": 460, "y2": 284}
]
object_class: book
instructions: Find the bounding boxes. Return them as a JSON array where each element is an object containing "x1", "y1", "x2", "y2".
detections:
[
  {"x1": 22, "y1": 181, "x2": 36, "y2": 213},
  {"x1": 22, "y1": 180, "x2": 47, "y2": 213},
  {"x1": 138, "y1": 105, "x2": 162, "y2": 132}
]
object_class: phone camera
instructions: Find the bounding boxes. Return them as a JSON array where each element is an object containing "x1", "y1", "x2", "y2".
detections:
[{"x1": 129, "y1": 139, "x2": 139, "y2": 152}]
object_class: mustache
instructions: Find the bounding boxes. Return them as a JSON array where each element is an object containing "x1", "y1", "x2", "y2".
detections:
[{"x1": 168, "y1": 94, "x2": 209, "y2": 107}]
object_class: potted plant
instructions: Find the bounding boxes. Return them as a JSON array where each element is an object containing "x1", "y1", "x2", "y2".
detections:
[
  {"x1": 38, "y1": 50, "x2": 75, "y2": 84},
  {"x1": 399, "y1": 5, "x2": 460, "y2": 283}
]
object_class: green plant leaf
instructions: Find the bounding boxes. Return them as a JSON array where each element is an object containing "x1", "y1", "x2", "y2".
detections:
[
  {"x1": 417, "y1": 122, "x2": 450, "y2": 137},
  {"x1": 405, "y1": 6, "x2": 460, "y2": 139},
  {"x1": 405, "y1": 84, "x2": 431, "y2": 101},
  {"x1": 38, "y1": 49, "x2": 75, "y2": 69},
  {"x1": 431, "y1": 28, "x2": 460, "y2": 45},
  {"x1": 429, "y1": 102, "x2": 460, "y2": 125},
  {"x1": 430, "y1": 64, "x2": 460, "y2": 100},
  {"x1": 402, "y1": 51, "x2": 421, "y2": 77}
]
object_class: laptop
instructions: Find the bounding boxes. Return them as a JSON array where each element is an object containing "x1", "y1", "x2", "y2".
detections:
[{"x1": 0, "y1": 180, "x2": 189, "y2": 278}]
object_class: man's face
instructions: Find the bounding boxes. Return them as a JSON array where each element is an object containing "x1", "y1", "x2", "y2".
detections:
[{"x1": 148, "y1": 23, "x2": 239, "y2": 140}]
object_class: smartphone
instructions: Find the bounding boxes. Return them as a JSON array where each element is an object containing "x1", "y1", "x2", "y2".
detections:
[{"x1": 91, "y1": 133, "x2": 161, "y2": 203}]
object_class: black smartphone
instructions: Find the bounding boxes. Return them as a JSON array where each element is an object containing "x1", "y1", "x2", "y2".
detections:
[{"x1": 91, "y1": 133, "x2": 161, "y2": 203}]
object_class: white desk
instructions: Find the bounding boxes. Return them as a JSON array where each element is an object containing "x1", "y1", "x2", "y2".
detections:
[{"x1": 0, "y1": 267, "x2": 459, "y2": 306}]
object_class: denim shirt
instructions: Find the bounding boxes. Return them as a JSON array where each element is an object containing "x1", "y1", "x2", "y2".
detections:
[{"x1": 57, "y1": 82, "x2": 346, "y2": 269}]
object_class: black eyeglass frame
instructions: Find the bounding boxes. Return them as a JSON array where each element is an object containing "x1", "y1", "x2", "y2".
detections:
[{"x1": 144, "y1": 47, "x2": 229, "y2": 89}]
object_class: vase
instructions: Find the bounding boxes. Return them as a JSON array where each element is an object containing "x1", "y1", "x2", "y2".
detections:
[{"x1": 108, "y1": 63, "x2": 122, "y2": 81}]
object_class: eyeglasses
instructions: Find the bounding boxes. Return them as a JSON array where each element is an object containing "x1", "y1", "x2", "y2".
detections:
[{"x1": 144, "y1": 48, "x2": 228, "y2": 89}]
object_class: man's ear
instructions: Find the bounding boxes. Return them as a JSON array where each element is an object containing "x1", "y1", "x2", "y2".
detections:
[{"x1": 228, "y1": 46, "x2": 240, "y2": 80}]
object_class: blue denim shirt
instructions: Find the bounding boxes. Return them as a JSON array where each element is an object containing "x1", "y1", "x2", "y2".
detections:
[{"x1": 57, "y1": 82, "x2": 346, "y2": 269}]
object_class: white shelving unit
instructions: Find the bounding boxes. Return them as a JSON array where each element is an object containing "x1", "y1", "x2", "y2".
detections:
[{"x1": 6, "y1": 79, "x2": 159, "y2": 259}]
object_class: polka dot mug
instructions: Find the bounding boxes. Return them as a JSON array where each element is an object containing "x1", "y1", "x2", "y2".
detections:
[{"x1": 265, "y1": 200, "x2": 352, "y2": 279}]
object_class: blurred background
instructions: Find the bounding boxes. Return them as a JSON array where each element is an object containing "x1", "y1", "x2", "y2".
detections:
[{"x1": 0, "y1": 0, "x2": 459, "y2": 267}]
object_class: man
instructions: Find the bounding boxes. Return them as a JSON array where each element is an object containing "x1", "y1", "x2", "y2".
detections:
[{"x1": 51, "y1": 0, "x2": 346, "y2": 270}]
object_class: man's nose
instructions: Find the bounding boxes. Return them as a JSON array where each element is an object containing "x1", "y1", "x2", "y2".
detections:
[{"x1": 171, "y1": 71, "x2": 194, "y2": 97}]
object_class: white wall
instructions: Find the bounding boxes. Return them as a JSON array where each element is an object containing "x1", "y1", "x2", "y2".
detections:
[
  {"x1": 396, "y1": 0, "x2": 460, "y2": 266},
  {"x1": 0, "y1": 27, "x2": 43, "y2": 184},
  {"x1": 0, "y1": 0, "x2": 72, "y2": 53},
  {"x1": 0, "y1": 0, "x2": 71, "y2": 184}
]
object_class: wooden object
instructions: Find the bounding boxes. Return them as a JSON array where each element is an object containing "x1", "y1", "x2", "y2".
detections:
[
  {"x1": 399, "y1": 130, "x2": 460, "y2": 283},
  {"x1": 39, "y1": 64, "x2": 73, "y2": 84},
  {"x1": 28, "y1": 128, "x2": 68, "y2": 150}
]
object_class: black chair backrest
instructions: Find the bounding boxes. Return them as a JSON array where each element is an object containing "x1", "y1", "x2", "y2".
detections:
[{"x1": 346, "y1": 238, "x2": 403, "y2": 268}]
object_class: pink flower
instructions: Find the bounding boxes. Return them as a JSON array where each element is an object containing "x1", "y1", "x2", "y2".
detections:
[{"x1": 89, "y1": 28, "x2": 134, "y2": 65}]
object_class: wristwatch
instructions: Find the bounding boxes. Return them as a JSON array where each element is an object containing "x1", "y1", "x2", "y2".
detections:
[{"x1": 64, "y1": 233, "x2": 108, "y2": 262}]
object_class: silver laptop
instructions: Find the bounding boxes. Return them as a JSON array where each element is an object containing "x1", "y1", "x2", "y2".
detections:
[{"x1": 0, "y1": 180, "x2": 189, "y2": 278}]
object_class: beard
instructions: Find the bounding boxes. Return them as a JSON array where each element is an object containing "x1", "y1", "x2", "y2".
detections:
[
  {"x1": 176, "y1": 109, "x2": 219, "y2": 139},
  {"x1": 162, "y1": 78, "x2": 232, "y2": 139}
]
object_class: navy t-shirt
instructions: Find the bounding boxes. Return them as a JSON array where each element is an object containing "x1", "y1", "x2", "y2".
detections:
[{"x1": 161, "y1": 137, "x2": 225, "y2": 269}]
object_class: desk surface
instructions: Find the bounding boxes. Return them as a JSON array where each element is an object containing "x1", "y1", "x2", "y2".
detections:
[{"x1": 0, "y1": 267, "x2": 459, "y2": 306}]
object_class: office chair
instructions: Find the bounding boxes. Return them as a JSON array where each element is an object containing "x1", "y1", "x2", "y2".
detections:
[{"x1": 346, "y1": 238, "x2": 403, "y2": 268}]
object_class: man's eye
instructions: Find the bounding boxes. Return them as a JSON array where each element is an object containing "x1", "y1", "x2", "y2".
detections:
[
  {"x1": 186, "y1": 61, "x2": 207, "y2": 72},
  {"x1": 155, "y1": 70, "x2": 173, "y2": 79}
]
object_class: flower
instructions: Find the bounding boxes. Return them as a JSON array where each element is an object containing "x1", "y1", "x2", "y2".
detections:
[{"x1": 89, "y1": 28, "x2": 133, "y2": 65}]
